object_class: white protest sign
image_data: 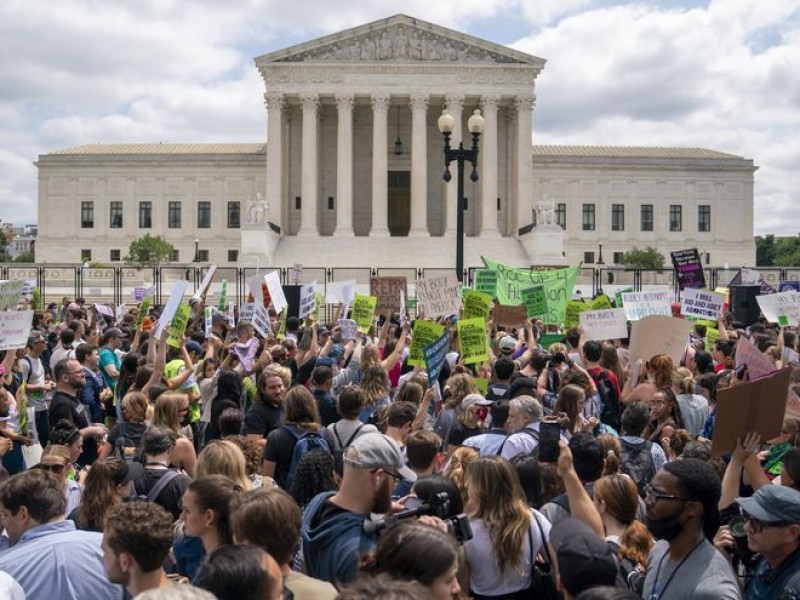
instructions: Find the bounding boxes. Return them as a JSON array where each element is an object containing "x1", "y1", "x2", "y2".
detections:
[
  {"x1": 741, "y1": 268, "x2": 761, "y2": 286},
  {"x1": 265, "y1": 271, "x2": 287, "y2": 313},
  {"x1": 226, "y1": 302, "x2": 236, "y2": 327},
  {"x1": 0, "y1": 310, "x2": 34, "y2": 351},
  {"x1": 621, "y1": 291, "x2": 672, "y2": 321},
  {"x1": 22, "y1": 280, "x2": 36, "y2": 296},
  {"x1": 338, "y1": 318, "x2": 358, "y2": 340},
  {"x1": 416, "y1": 273, "x2": 462, "y2": 318},
  {"x1": 680, "y1": 288, "x2": 726, "y2": 320},
  {"x1": 399, "y1": 291, "x2": 406, "y2": 327},
  {"x1": 251, "y1": 303, "x2": 271, "y2": 337},
  {"x1": 204, "y1": 307, "x2": 213, "y2": 338},
  {"x1": 238, "y1": 303, "x2": 255, "y2": 324},
  {"x1": 756, "y1": 291, "x2": 800, "y2": 325},
  {"x1": 193, "y1": 265, "x2": 218, "y2": 300},
  {"x1": 153, "y1": 280, "x2": 189, "y2": 338},
  {"x1": 292, "y1": 263, "x2": 303, "y2": 284},
  {"x1": 299, "y1": 282, "x2": 317, "y2": 320},
  {"x1": 245, "y1": 274, "x2": 265, "y2": 306},
  {"x1": 579, "y1": 308, "x2": 629, "y2": 341},
  {"x1": 0, "y1": 281, "x2": 25, "y2": 311},
  {"x1": 94, "y1": 304, "x2": 115, "y2": 318},
  {"x1": 115, "y1": 304, "x2": 126, "y2": 324}
]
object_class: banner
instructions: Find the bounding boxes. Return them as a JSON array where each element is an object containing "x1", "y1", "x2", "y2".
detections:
[
  {"x1": 522, "y1": 285, "x2": 547, "y2": 320},
  {"x1": 474, "y1": 269, "x2": 498, "y2": 297},
  {"x1": 0, "y1": 310, "x2": 34, "y2": 351},
  {"x1": 351, "y1": 295, "x2": 377, "y2": 333},
  {"x1": 463, "y1": 289, "x2": 493, "y2": 321},
  {"x1": 756, "y1": 291, "x2": 800, "y2": 325},
  {"x1": 629, "y1": 315, "x2": 692, "y2": 366},
  {"x1": 621, "y1": 291, "x2": 671, "y2": 321},
  {"x1": 670, "y1": 248, "x2": 706, "y2": 290},
  {"x1": 424, "y1": 330, "x2": 451, "y2": 389},
  {"x1": 370, "y1": 277, "x2": 407, "y2": 312},
  {"x1": 579, "y1": 308, "x2": 629, "y2": 341},
  {"x1": 167, "y1": 304, "x2": 192, "y2": 348},
  {"x1": 251, "y1": 304, "x2": 271, "y2": 338},
  {"x1": 564, "y1": 300, "x2": 589, "y2": 329},
  {"x1": 238, "y1": 303, "x2": 255, "y2": 323},
  {"x1": 680, "y1": 288, "x2": 725, "y2": 320},
  {"x1": 416, "y1": 273, "x2": 462, "y2": 318},
  {"x1": 265, "y1": 271, "x2": 287, "y2": 313},
  {"x1": 458, "y1": 317, "x2": 489, "y2": 365},
  {"x1": 408, "y1": 320, "x2": 445, "y2": 367},
  {"x1": 480, "y1": 257, "x2": 579, "y2": 325},
  {"x1": 299, "y1": 282, "x2": 317, "y2": 320}
]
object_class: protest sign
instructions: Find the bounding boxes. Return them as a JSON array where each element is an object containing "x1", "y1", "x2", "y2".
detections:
[
  {"x1": 291, "y1": 263, "x2": 303, "y2": 285},
  {"x1": 0, "y1": 281, "x2": 25, "y2": 311},
  {"x1": 313, "y1": 292, "x2": 324, "y2": 323},
  {"x1": 193, "y1": 265, "x2": 218, "y2": 301},
  {"x1": 238, "y1": 303, "x2": 255, "y2": 323},
  {"x1": 204, "y1": 307, "x2": 213, "y2": 338},
  {"x1": 458, "y1": 317, "x2": 489, "y2": 365},
  {"x1": 705, "y1": 327, "x2": 719, "y2": 353},
  {"x1": 539, "y1": 333, "x2": 566, "y2": 348},
  {"x1": 338, "y1": 318, "x2": 358, "y2": 340},
  {"x1": 621, "y1": 291, "x2": 672, "y2": 321},
  {"x1": 779, "y1": 281, "x2": 800, "y2": 293},
  {"x1": 154, "y1": 280, "x2": 189, "y2": 338},
  {"x1": 493, "y1": 304, "x2": 527, "y2": 328},
  {"x1": 299, "y1": 282, "x2": 317, "y2": 320},
  {"x1": 680, "y1": 288, "x2": 725, "y2": 320},
  {"x1": 522, "y1": 285, "x2": 547, "y2": 319},
  {"x1": 246, "y1": 274, "x2": 266, "y2": 307},
  {"x1": 167, "y1": 304, "x2": 192, "y2": 348},
  {"x1": 251, "y1": 303, "x2": 271, "y2": 338},
  {"x1": 217, "y1": 279, "x2": 228, "y2": 311},
  {"x1": 735, "y1": 337, "x2": 800, "y2": 420},
  {"x1": 399, "y1": 291, "x2": 406, "y2": 327},
  {"x1": 265, "y1": 271, "x2": 287, "y2": 313},
  {"x1": 629, "y1": 315, "x2": 692, "y2": 366},
  {"x1": 0, "y1": 310, "x2": 34, "y2": 351},
  {"x1": 670, "y1": 248, "x2": 706, "y2": 290},
  {"x1": 326, "y1": 280, "x2": 357, "y2": 304},
  {"x1": 580, "y1": 308, "x2": 628, "y2": 342},
  {"x1": 424, "y1": 330, "x2": 451, "y2": 389},
  {"x1": 94, "y1": 304, "x2": 115, "y2": 318},
  {"x1": 564, "y1": 301, "x2": 589, "y2": 329},
  {"x1": 480, "y1": 257, "x2": 579, "y2": 325},
  {"x1": 463, "y1": 289, "x2": 493, "y2": 321},
  {"x1": 115, "y1": 304, "x2": 126, "y2": 324},
  {"x1": 473, "y1": 377, "x2": 488, "y2": 395},
  {"x1": 135, "y1": 298, "x2": 152, "y2": 330},
  {"x1": 351, "y1": 295, "x2": 377, "y2": 333},
  {"x1": 615, "y1": 287, "x2": 633, "y2": 308},
  {"x1": 133, "y1": 287, "x2": 147, "y2": 302},
  {"x1": 741, "y1": 268, "x2": 760, "y2": 286},
  {"x1": 408, "y1": 320, "x2": 445, "y2": 367},
  {"x1": 226, "y1": 302, "x2": 236, "y2": 328},
  {"x1": 589, "y1": 294, "x2": 613, "y2": 311},
  {"x1": 370, "y1": 277, "x2": 407, "y2": 312},
  {"x1": 756, "y1": 291, "x2": 800, "y2": 325},
  {"x1": 474, "y1": 269, "x2": 498, "y2": 297},
  {"x1": 416, "y1": 273, "x2": 462, "y2": 318},
  {"x1": 712, "y1": 368, "x2": 792, "y2": 457}
]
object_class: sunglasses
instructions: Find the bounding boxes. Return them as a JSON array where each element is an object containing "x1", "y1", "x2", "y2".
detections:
[
  {"x1": 741, "y1": 510, "x2": 789, "y2": 533},
  {"x1": 35, "y1": 463, "x2": 66, "y2": 474}
]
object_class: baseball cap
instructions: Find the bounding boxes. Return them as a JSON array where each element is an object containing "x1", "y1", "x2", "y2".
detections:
[
  {"x1": 315, "y1": 356, "x2": 336, "y2": 368},
  {"x1": 498, "y1": 335, "x2": 517, "y2": 354},
  {"x1": 343, "y1": 433, "x2": 416, "y2": 482},
  {"x1": 105, "y1": 327, "x2": 127, "y2": 339},
  {"x1": 317, "y1": 326, "x2": 331, "y2": 337},
  {"x1": 550, "y1": 518, "x2": 619, "y2": 596},
  {"x1": 27, "y1": 331, "x2": 46, "y2": 347},
  {"x1": 461, "y1": 393, "x2": 493, "y2": 410},
  {"x1": 185, "y1": 340, "x2": 203, "y2": 355},
  {"x1": 737, "y1": 485, "x2": 800, "y2": 524}
]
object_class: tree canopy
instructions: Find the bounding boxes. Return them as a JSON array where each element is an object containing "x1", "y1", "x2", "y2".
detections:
[
  {"x1": 617, "y1": 246, "x2": 666, "y2": 269},
  {"x1": 124, "y1": 234, "x2": 176, "y2": 268},
  {"x1": 755, "y1": 234, "x2": 800, "y2": 266}
]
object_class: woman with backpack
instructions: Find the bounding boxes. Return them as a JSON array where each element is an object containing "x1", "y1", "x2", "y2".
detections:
[
  {"x1": 327, "y1": 385, "x2": 379, "y2": 455},
  {"x1": 358, "y1": 364, "x2": 392, "y2": 423},
  {"x1": 98, "y1": 391, "x2": 148, "y2": 461},
  {"x1": 262, "y1": 386, "x2": 334, "y2": 490}
]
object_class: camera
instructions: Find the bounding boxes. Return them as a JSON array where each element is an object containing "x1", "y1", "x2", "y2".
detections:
[
  {"x1": 727, "y1": 515, "x2": 755, "y2": 574},
  {"x1": 363, "y1": 491, "x2": 473, "y2": 542},
  {"x1": 552, "y1": 352, "x2": 567, "y2": 364}
]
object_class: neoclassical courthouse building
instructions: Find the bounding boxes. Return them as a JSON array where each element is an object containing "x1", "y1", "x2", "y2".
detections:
[{"x1": 35, "y1": 14, "x2": 757, "y2": 270}]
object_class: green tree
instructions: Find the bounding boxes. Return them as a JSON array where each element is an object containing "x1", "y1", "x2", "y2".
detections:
[
  {"x1": 755, "y1": 234, "x2": 776, "y2": 266},
  {"x1": 13, "y1": 251, "x2": 34, "y2": 263},
  {"x1": 0, "y1": 230, "x2": 10, "y2": 262},
  {"x1": 618, "y1": 246, "x2": 666, "y2": 269},
  {"x1": 124, "y1": 234, "x2": 176, "y2": 268}
]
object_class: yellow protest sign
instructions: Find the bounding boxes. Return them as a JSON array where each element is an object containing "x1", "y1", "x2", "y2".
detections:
[
  {"x1": 408, "y1": 320, "x2": 445, "y2": 367},
  {"x1": 463, "y1": 289, "x2": 493, "y2": 321},
  {"x1": 705, "y1": 327, "x2": 720, "y2": 353},
  {"x1": 458, "y1": 317, "x2": 489, "y2": 365},
  {"x1": 564, "y1": 301, "x2": 589, "y2": 329},
  {"x1": 352, "y1": 295, "x2": 378, "y2": 333},
  {"x1": 589, "y1": 294, "x2": 612, "y2": 311},
  {"x1": 167, "y1": 304, "x2": 192, "y2": 348}
]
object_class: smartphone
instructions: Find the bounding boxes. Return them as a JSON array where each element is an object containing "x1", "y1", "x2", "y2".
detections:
[{"x1": 538, "y1": 419, "x2": 561, "y2": 463}]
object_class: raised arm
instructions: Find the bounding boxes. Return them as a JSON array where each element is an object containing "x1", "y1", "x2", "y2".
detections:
[{"x1": 557, "y1": 441, "x2": 605, "y2": 536}]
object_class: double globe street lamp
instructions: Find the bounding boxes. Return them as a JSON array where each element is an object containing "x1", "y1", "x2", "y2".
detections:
[{"x1": 437, "y1": 108, "x2": 486, "y2": 283}]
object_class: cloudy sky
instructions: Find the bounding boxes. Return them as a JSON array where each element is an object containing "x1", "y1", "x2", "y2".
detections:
[{"x1": 1, "y1": 0, "x2": 797, "y2": 235}]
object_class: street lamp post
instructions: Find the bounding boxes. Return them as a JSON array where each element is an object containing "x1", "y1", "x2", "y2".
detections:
[
  {"x1": 438, "y1": 108, "x2": 485, "y2": 283},
  {"x1": 193, "y1": 239, "x2": 200, "y2": 263}
]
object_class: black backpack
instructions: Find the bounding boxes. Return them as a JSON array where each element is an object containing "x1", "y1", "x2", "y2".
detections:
[
  {"x1": 114, "y1": 422, "x2": 145, "y2": 464},
  {"x1": 619, "y1": 438, "x2": 655, "y2": 498},
  {"x1": 591, "y1": 368, "x2": 622, "y2": 432},
  {"x1": 607, "y1": 540, "x2": 645, "y2": 594}
]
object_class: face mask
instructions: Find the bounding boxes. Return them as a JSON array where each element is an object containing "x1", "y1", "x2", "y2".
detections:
[
  {"x1": 646, "y1": 514, "x2": 686, "y2": 541},
  {"x1": 475, "y1": 407, "x2": 489, "y2": 421}
]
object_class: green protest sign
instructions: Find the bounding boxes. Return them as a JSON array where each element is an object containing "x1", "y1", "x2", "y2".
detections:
[
  {"x1": 589, "y1": 294, "x2": 612, "y2": 311},
  {"x1": 522, "y1": 285, "x2": 547, "y2": 319},
  {"x1": 135, "y1": 297, "x2": 151, "y2": 330},
  {"x1": 167, "y1": 304, "x2": 192, "y2": 348},
  {"x1": 458, "y1": 317, "x2": 489, "y2": 365},
  {"x1": 217, "y1": 279, "x2": 228, "y2": 311},
  {"x1": 463, "y1": 289, "x2": 493, "y2": 321},
  {"x1": 408, "y1": 320, "x2": 445, "y2": 367},
  {"x1": 779, "y1": 315, "x2": 791, "y2": 327},
  {"x1": 705, "y1": 327, "x2": 720, "y2": 353},
  {"x1": 615, "y1": 287, "x2": 633, "y2": 308},
  {"x1": 539, "y1": 333, "x2": 566, "y2": 348},
  {"x1": 474, "y1": 269, "x2": 498, "y2": 297},
  {"x1": 313, "y1": 292, "x2": 324, "y2": 323},
  {"x1": 564, "y1": 301, "x2": 590, "y2": 329},
  {"x1": 473, "y1": 377, "x2": 488, "y2": 395},
  {"x1": 480, "y1": 257, "x2": 579, "y2": 325},
  {"x1": 352, "y1": 295, "x2": 377, "y2": 333},
  {"x1": 276, "y1": 309, "x2": 287, "y2": 340}
]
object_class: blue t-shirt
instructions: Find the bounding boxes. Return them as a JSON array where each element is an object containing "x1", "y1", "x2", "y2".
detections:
[{"x1": 98, "y1": 347, "x2": 121, "y2": 392}]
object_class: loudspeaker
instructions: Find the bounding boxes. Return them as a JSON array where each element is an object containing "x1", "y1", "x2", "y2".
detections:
[{"x1": 730, "y1": 285, "x2": 761, "y2": 326}]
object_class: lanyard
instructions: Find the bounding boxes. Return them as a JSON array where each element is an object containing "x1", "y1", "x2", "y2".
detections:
[{"x1": 650, "y1": 539, "x2": 705, "y2": 600}]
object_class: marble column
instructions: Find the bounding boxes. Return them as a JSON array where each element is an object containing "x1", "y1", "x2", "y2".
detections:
[
  {"x1": 334, "y1": 93, "x2": 354, "y2": 237},
  {"x1": 409, "y1": 93, "x2": 429, "y2": 236},
  {"x1": 265, "y1": 92, "x2": 284, "y2": 229},
  {"x1": 480, "y1": 94, "x2": 501, "y2": 238},
  {"x1": 514, "y1": 94, "x2": 535, "y2": 237},
  {"x1": 371, "y1": 93, "x2": 390, "y2": 236},
  {"x1": 297, "y1": 93, "x2": 319, "y2": 237},
  {"x1": 444, "y1": 94, "x2": 464, "y2": 237}
]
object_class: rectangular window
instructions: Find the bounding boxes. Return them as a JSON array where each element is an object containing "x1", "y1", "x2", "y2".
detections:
[
  {"x1": 295, "y1": 196, "x2": 301, "y2": 210},
  {"x1": 463, "y1": 197, "x2": 468, "y2": 210},
  {"x1": 227, "y1": 201, "x2": 241, "y2": 228},
  {"x1": 81, "y1": 249, "x2": 92, "y2": 262},
  {"x1": 139, "y1": 201, "x2": 152, "y2": 229},
  {"x1": 197, "y1": 201, "x2": 211, "y2": 229},
  {"x1": 613, "y1": 252, "x2": 624, "y2": 264},
  {"x1": 110, "y1": 201, "x2": 123, "y2": 228},
  {"x1": 584, "y1": 251, "x2": 595, "y2": 264},
  {"x1": 670, "y1": 204, "x2": 682, "y2": 232},
  {"x1": 611, "y1": 204, "x2": 625, "y2": 231},
  {"x1": 110, "y1": 249, "x2": 121, "y2": 262},
  {"x1": 641, "y1": 204, "x2": 654, "y2": 231},
  {"x1": 168, "y1": 201, "x2": 182, "y2": 229},
  {"x1": 81, "y1": 201, "x2": 94, "y2": 228},
  {"x1": 170, "y1": 249, "x2": 179, "y2": 262},
  {"x1": 698, "y1": 205, "x2": 711, "y2": 232},
  {"x1": 197, "y1": 249, "x2": 209, "y2": 262},
  {"x1": 327, "y1": 197, "x2": 335, "y2": 211},
  {"x1": 228, "y1": 249, "x2": 239, "y2": 263},
  {"x1": 555, "y1": 203, "x2": 566, "y2": 230},
  {"x1": 582, "y1": 204, "x2": 595, "y2": 231}
]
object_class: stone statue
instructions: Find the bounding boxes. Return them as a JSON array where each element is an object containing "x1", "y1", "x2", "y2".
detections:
[
  {"x1": 534, "y1": 195, "x2": 558, "y2": 230},
  {"x1": 247, "y1": 192, "x2": 268, "y2": 225}
]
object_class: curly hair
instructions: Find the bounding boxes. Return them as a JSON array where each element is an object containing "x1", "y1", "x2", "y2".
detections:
[
  {"x1": 75, "y1": 457, "x2": 127, "y2": 531},
  {"x1": 224, "y1": 434, "x2": 264, "y2": 477},
  {"x1": 290, "y1": 448, "x2": 336, "y2": 507},
  {"x1": 444, "y1": 373, "x2": 478, "y2": 409}
]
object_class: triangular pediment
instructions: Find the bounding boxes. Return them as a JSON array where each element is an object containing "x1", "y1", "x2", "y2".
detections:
[{"x1": 255, "y1": 14, "x2": 544, "y2": 68}]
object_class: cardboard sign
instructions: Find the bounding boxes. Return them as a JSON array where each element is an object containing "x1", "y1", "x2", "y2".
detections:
[
  {"x1": 579, "y1": 308, "x2": 629, "y2": 341},
  {"x1": 0, "y1": 281, "x2": 25, "y2": 311},
  {"x1": 629, "y1": 315, "x2": 693, "y2": 366},
  {"x1": 493, "y1": 303, "x2": 528, "y2": 328},
  {"x1": 463, "y1": 289, "x2": 493, "y2": 321},
  {"x1": 370, "y1": 277, "x2": 407, "y2": 312},
  {"x1": 299, "y1": 282, "x2": 317, "y2": 320},
  {"x1": 705, "y1": 327, "x2": 720, "y2": 353},
  {"x1": 480, "y1": 257, "x2": 579, "y2": 325},
  {"x1": 408, "y1": 320, "x2": 445, "y2": 367},
  {"x1": 564, "y1": 300, "x2": 589, "y2": 329},
  {"x1": 167, "y1": 304, "x2": 192, "y2": 348},
  {"x1": 458, "y1": 317, "x2": 489, "y2": 365},
  {"x1": 671, "y1": 248, "x2": 706, "y2": 290},
  {"x1": 338, "y1": 318, "x2": 359, "y2": 340},
  {"x1": 424, "y1": 330, "x2": 451, "y2": 389},
  {"x1": 94, "y1": 304, "x2": 115, "y2": 318},
  {"x1": 193, "y1": 265, "x2": 218, "y2": 301},
  {"x1": 416, "y1": 273, "x2": 462, "y2": 318},
  {"x1": 735, "y1": 337, "x2": 800, "y2": 420},
  {"x1": 0, "y1": 310, "x2": 34, "y2": 351},
  {"x1": 712, "y1": 368, "x2": 792, "y2": 457},
  {"x1": 680, "y1": 288, "x2": 725, "y2": 320},
  {"x1": 474, "y1": 269, "x2": 498, "y2": 297},
  {"x1": 756, "y1": 291, "x2": 800, "y2": 325},
  {"x1": 589, "y1": 294, "x2": 613, "y2": 311},
  {"x1": 265, "y1": 271, "x2": 287, "y2": 313},
  {"x1": 351, "y1": 295, "x2": 377, "y2": 333},
  {"x1": 238, "y1": 303, "x2": 255, "y2": 323},
  {"x1": 621, "y1": 291, "x2": 672, "y2": 321},
  {"x1": 154, "y1": 280, "x2": 189, "y2": 338},
  {"x1": 522, "y1": 285, "x2": 548, "y2": 320},
  {"x1": 246, "y1": 274, "x2": 266, "y2": 307},
  {"x1": 251, "y1": 303, "x2": 271, "y2": 338}
]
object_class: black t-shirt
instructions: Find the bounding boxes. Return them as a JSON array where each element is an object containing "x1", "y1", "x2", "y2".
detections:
[
  {"x1": 49, "y1": 390, "x2": 97, "y2": 465},
  {"x1": 107, "y1": 421, "x2": 147, "y2": 460},
  {"x1": 134, "y1": 467, "x2": 192, "y2": 520},
  {"x1": 313, "y1": 390, "x2": 339, "y2": 427},
  {"x1": 446, "y1": 423, "x2": 482, "y2": 447},
  {"x1": 243, "y1": 402, "x2": 284, "y2": 437},
  {"x1": 262, "y1": 425, "x2": 334, "y2": 489},
  {"x1": 205, "y1": 396, "x2": 239, "y2": 443}
]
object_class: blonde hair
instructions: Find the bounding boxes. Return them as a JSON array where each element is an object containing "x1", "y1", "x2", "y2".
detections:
[
  {"x1": 196, "y1": 440, "x2": 253, "y2": 490},
  {"x1": 42, "y1": 444, "x2": 71, "y2": 464},
  {"x1": 261, "y1": 364, "x2": 291, "y2": 389},
  {"x1": 122, "y1": 391, "x2": 149, "y2": 423},
  {"x1": 444, "y1": 373, "x2": 478, "y2": 409},
  {"x1": 152, "y1": 393, "x2": 185, "y2": 434},
  {"x1": 444, "y1": 446, "x2": 479, "y2": 505}
]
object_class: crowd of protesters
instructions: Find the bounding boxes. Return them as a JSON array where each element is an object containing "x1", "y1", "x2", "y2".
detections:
[{"x1": 0, "y1": 292, "x2": 799, "y2": 600}]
